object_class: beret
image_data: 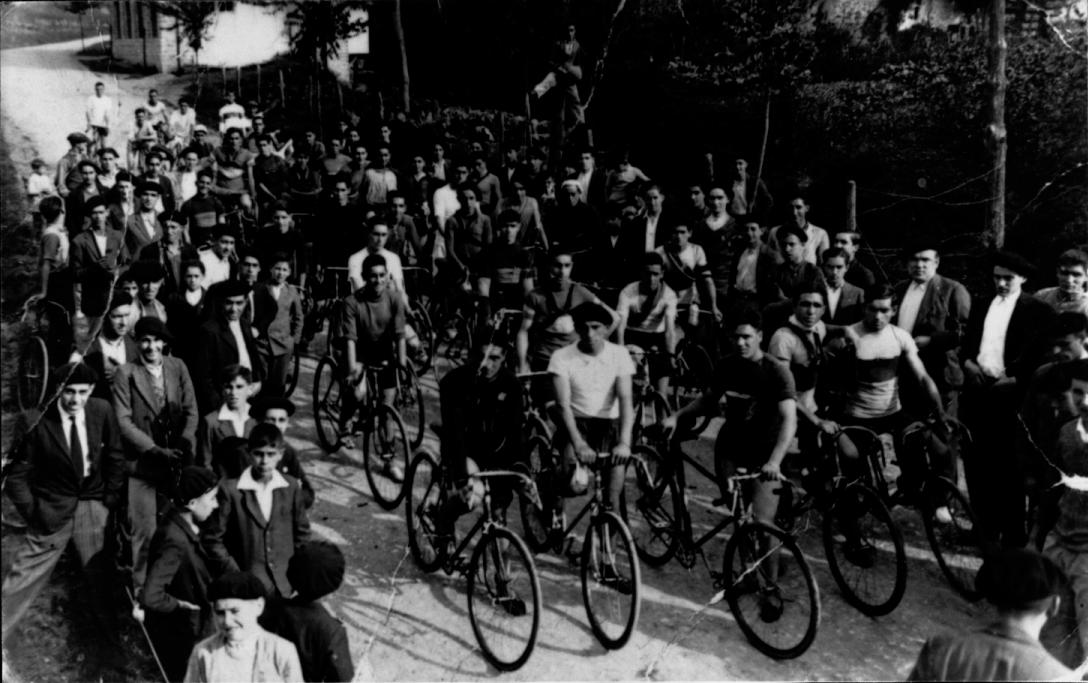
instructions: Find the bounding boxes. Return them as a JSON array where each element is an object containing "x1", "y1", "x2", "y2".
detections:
[
  {"x1": 250, "y1": 396, "x2": 296, "y2": 418},
  {"x1": 55, "y1": 362, "x2": 98, "y2": 386},
  {"x1": 207, "y1": 571, "x2": 266, "y2": 601},
  {"x1": 216, "y1": 279, "x2": 250, "y2": 299},
  {"x1": 136, "y1": 180, "x2": 162, "y2": 195},
  {"x1": 992, "y1": 250, "x2": 1036, "y2": 279},
  {"x1": 133, "y1": 316, "x2": 173, "y2": 343},
  {"x1": 571, "y1": 301, "x2": 613, "y2": 326},
  {"x1": 128, "y1": 260, "x2": 166, "y2": 284},
  {"x1": 212, "y1": 223, "x2": 239, "y2": 239},
  {"x1": 83, "y1": 196, "x2": 108, "y2": 215},
  {"x1": 976, "y1": 547, "x2": 1065, "y2": 610},
  {"x1": 67, "y1": 132, "x2": 90, "y2": 144},
  {"x1": 287, "y1": 541, "x2": 346, "y2": 600},
  {"x1": 107, "y1": 292, "x2": 134, "y2": 311},
  {"x1": 174, "y1": 467, "x2": 218, "y2": 506}
]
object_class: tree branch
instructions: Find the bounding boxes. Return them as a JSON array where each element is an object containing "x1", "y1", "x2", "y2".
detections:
[{"x1": 583, "y1": 0, "x2": 630, "y2": 111}]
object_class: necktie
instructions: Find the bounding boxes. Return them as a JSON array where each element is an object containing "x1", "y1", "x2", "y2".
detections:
[{"x1": 69, "y1": 416, "x2": 85, "y2": 477}]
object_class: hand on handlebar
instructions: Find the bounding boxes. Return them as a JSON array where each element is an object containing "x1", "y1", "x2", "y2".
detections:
[
  {"x1": 611, "y1": 442, "x2": 632, "y2": 464},
  {"x1": 347, "y1": 363, "x2": 364, "y2": 384},
  {"x1": 817, "y1": 418, "x2": 840, "y2": 436},
  {"x1": 575, "y1": 440, "x2": 596, "y2": 465},
  {"x1": 660, "y1": 415, "x2": 678, "y2": 439},
  {"x1": 760, "y1": 462, "x2": 784, "y2": 482}
]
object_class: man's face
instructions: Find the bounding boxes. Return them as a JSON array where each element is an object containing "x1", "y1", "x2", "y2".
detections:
[
  {"x1": 227, "y1": 131, "x2": 242, "y2": 148},
  {"x1": 135, "y1": 111, "x2": 146, "y2": 125},
  {"x1": 106, "y1": 305, "x2": 131, "y2": 337},
  {"x1": 59, "y1": 383, "x2": 93, "y2": 414},
  {"x1": 580, "y1": 153, "x2": 593, "y2": 172},
  {"x1": 577, "y1": 319, "x2": 609, "y2": 348},
  {"x1": 179, "y1": 101, "x2": 189, "y2": 112},
  {"x1": 95, "y1": 83, "x2": 104, "y2": 96},
  {"x1": 355, "y1": 147, "x2": 368, "y2": 165},
  {"x1": 270, "y1": 262, "x2": 290, "y2": 284},
  {"x1": 514, "y1": 182, "x2": 527, "y2": 197},
  {"x1": 100, "y1": 152, "x2": 118, "y2": 171},
  {"x1": 864, "y1": 297, "x2": 895, "y2": 332},
  {"x1": 380, "y1": 125, "x2": 391, "y2": 140},
  {"x1": 90, "y1": 205, "x2": 109, "y2": 227},
  {"x1": 262, "y1": 409, "x2": 290, "y2": 433},
  {"x1": 197, "y1": 175, "x2": 213, "y2": 195},
  {"x1": 305, "y1": 131, "x2": 317, "y2": 145},
  {"x1": 476, "y1": 344, "x2": 506, "y2": 380},
  {"x1": 149, "y1": 90, "x2": 159, "y2": 104},
  {"x1": 433, "y1": 144, "x2": 445, "y2": 159},
  {"x1": 215, "y1": 236, "x2": 236, "y2": 259},
  {"x1": 214, "y1": 597, "x2": 264, "y2": 644},
  {"x1": 1051, "y1": 333, "x2": 1087, "y2": 362},
  {"x1": 80, "y1": 165, "x2": 97, "y2": 185},
  {"x1": 182, "y1": 152, "x2": 198, "y2": 169},
  {"x1": 392, "y1": 198, "x2": 407, "y2": 215},
  {"x1": 369, "y1": 225, "x2": 390, "y2": 250},
  {"x1": 1058, "y1": 265, "x2": 1087, "y2": 294},
  {"x1": 166, "y1": 221, "x2": 184, "y2": 244},
  {"x1": 908, "y1": 249, "x2": 939, "y2": 282},
  {"x1": 782, "y1": 234, "x2": 805, "y2": 264},
  {"x1": 834, "y1": 233, "x2": 858, "y2": 259},
  {"x1": 562, "y1": 184, "x2": 579, "y2": 206},
  {"x1": 146, "y1": 156, "x2": 162, "y2": 175},
  {"x1": 222, "y1": 295, "x2": 246, "y2": 321},
  {"x1": 121, "y1": 281, "x2": 139, "y2": 299},
  {"x1": 118, "y1": 179, "x2": 134, "y2": 198},
  {"x1": 689, "y1": 186, "x2": 705, "y2": 207},
  {"x1": 823, "y1": 255, "x2": 847, "y2": 287},
  {"x1": 139, "y1": 278, "x2": 163, "y2": 302},
  {"x1": 335, "y1": 182, "x2": 350, "y2": 205},
  {"x1": 253, "y1": 118, "x2": 266, "y2": 132},
  {"x1": 187, "y1": 486, "x2": 219, "y2": 523},
  {"x1": 735, "y1": 159, "x2": 748, "y2": 175},
  {"x1": 709, "y1": 189, "x2": 727, "y2": 213},
  {"x1": 503, "y1": 221, "x2": 520, "y2": 244},
  {"x1": 258, "y1": 140, "x2": 273, "y2": 156},
  {"x1": 642, "y1": 264, "x2": 664, "y2": 291},
  {"x1": 223, "y1": 375, "x2": 251, "y2": 409},
  {"x1": 455, "y1": 166, "x2": 470, "y2": 185},
  {"x1": 745, "y1": 222, "x2": 763, "y2": 247},
  {"x1": 347, "y1": 129, "x2": 360, "y2": 144},
  {"x1": 184, "y1": 267, "x2": 203, "y2": 291},
  {"x1": 796, "y1": 292, "x2": 825, "y2": 327},
  {"x1": 240, "y1": 256, "x2": 260, "y2": 284},
  {"x1": 529, "y1": 156, "x2": 543, "y2": 171},
  {"x1": 380, "y1": 149, "x2": 392, "y2": 167},
  {"x1": 647, "y1": 189, "x2": 663, "y2": 214},
  {"x1": 194, "y1": 130, "x2": 207, "y2": 144},
  {"x1": 790, "y1": 198, "x2": 808, "y2": 227},
  {"x1": 731, "y1": 324, "x2": 761, "y2": 360},
  {"x1": 138, "y1": 334, "x2": 164, "y2": 364},
  {"x1": 1071, "y1": 378, "x2": 1088, "y2": 419},
  {"x1": 463, "y1": 191, "x2": 479, "y2": 211},
  {"x1": 993, "y1": 265, "x2": 1026, "y2": 297},
  {"x1": 139, "y1": 190, "x2": 159, "y2": 211},
  {"x1": 505, "y1": 149, "x2": 518, "y2": 165},
  {"x1": 251, "y1": 445, "x2": 283, "y2": 480},
  {"x1": 474, "y1": 159, "x2": 487, "y2": 176},
  {"x1": 550, "y1": 255, "x2": 574, "y2": 283},
  {"x1": 365, "y1": 266, "x2": 389, "y2": 294},
  {"x1": 273, "y1": 210, "x2": 291, "y2": 232},
  {"x1": 670, "y1": 225, "x2": 691, "y2": 249}
]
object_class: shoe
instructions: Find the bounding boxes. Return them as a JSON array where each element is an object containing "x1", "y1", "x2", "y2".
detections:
[
  {"x1": 599, "y1": 564, "x2": 634, "y2": 595},
  {"x1": 934, "y1": 505, "x2": 953, "y2": 525},
  {"x1": 498, "y1": 593, "x2": 528, "y2": 616},
  {"x1": 758, "y1": 588, "x2": 784, "y2": 623},
  {"x1": 843, "y1": 539, "x2": 877, "y2": 569},
  {"x1": 382, "y1": 457, "x2": 405, "y2": 483}
]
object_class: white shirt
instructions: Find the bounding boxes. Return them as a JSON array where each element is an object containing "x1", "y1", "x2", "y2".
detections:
[
  {"x1": 200, "y1": 251, "x2": 231, "y2": 288},
  {"x1": 897, "y1": 280, "x2": 929, "y2": 333},
  {"x1": 185, "y1": 288, "x2": 203, "y2": 306},
  {"x1": 227, "y1": 319, "x2": 252, "y2": 370},
  {"x1": 98, "y1": 335, "x2": 128, "y2": 368},
  {"x1": 85, "y1": 94, "x2": 113, "y2": 128},
  {"x1": 548, "y1": 342, "x2": 635, "y2": 419},
  {"x1": 826, "y1": 285, "x2": 843, "y2": 319},
  {"x1": 644, "y1": 214, "x2": 661, "y2": 253},
  {"x1": 735, "y1": 248, "x2": 759, "y2": 293},
  {"x1": 59, "y1": 404, "x2": 90, "y2": 476},
  {"x1": 977, "y1": 292, "x2": 1020, "y2": 378},
  {"x1": 576, "y1": 169, "x2": 593, "y2": 199},
  {"x1": 93, "y1": 232, "x2": 108, "y2": 257},
  {"x1": 217, "y1": 403, "x2": 250, "y2": 440},
  {"x1": 236, "y1": 466, "x2": 288, "y2": 522},
  {"x1": 347, "y1": 248, "x2": 404, "y2": 294}
]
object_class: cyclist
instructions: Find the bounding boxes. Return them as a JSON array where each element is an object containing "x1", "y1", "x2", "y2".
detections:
[
  {"x1": 550, "y1": 302, "x2": 634, "y2": 531},
  {"x1": 337, "y1": 253, "x2": 408, "y2": 480},
  {"x1": 476, "y1": 209, "x2": 535, "y2": 329},
  {"x1": 616, "y1": 252, "x2": 679, "y2": 397},
  {"x1": 657, "y1": 222, "x2": 720, "y2": 328}
]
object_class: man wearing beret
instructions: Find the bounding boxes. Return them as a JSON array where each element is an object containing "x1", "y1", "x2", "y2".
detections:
[
  {"x1": 2, "y1": 363, "x2": 126, "y2": 675},
  {"x1": 65, "y1": 159, "x2": 107, "y2": 233},
  {"x1": 55, "y1": 131, "x2": 89, "y2": 198},
  {"x1": 124, "y1": 180, "x2": 165, "y2": 258},
  {"x1": 81, "y1": 292, "x2": 137, "y2": 400},
  {"x1": 961, "y1": 251, "x2": 1058, "y2": 548},
  {"x1": 908, "y1": 547, "x2": 1074, "y2": 680},
  {"x1": 113, "y1": 316, "x2": 200, "y2": 598},
  {"x1": 193, "y1": 279, "x2": 265, "y2": 414}
]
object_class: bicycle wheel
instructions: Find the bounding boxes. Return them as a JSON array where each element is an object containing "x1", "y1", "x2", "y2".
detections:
[
  {"x1": 312, "y1": 356, "x2": 343, "y2": 453},
  {"x1": 467, "y1": 526, "x2": 542, "y2": 671},
  {"x1": 397, "y1": 366, "x2": 426, "y2": 449},
  {"x1": 621, "y1": 446, "x2": 682, "y2": 567},
  {"x1": 671, "y1": 341, "x2": 713, "y2": 438},
  {"x1": 282, "y1": 346, "x2": 303, "y2": 398},
  {"x1": 822, "y1": 481, "x2": 907, "y2": 616},
  {"x1": 519, "y1": 435, "x2": 559, "y2": 553},
  {"x1": 405, "y1": 450, "x2": 447, "y2": 572},
  {"x1": 17, "y1": 335, "x2": 49, "y2": 411},
  {"x1": 723, "y1": 521, "x2": 820, "y2": 660},
  {"x1": 581, "y1": 510, "x2": 641, "y2": 650},
  {"x1": 408, "y1": 307, "x2": 436, "y2": 376},
  {"x1": 921, "y1": 476, "x2": 983, "y2": 601},
  {"x1": 363, "y1": 405, "x2": 411, "y2": 509},
  {"x1": 633, "y1": 390, "x2": 671, "y2": 447}
]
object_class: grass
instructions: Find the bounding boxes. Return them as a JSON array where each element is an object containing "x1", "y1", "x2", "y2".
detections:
[{"x1": 0, "y1": 127, "x2": 37, "y2": 419}]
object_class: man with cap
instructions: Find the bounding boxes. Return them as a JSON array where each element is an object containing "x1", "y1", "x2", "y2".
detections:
[
  {"x1": 261, "y1": 541, "x2": 353, "y2": 683},
  {"x1": 124, "y1": 179, "x2": 166, "y2": 258},
  {"x1": 186, "y1": 124, "x2": 215, "y2": 162},
  {"x1": 2, "y1": 362, "x2": 126, "y2": 675},
  {"x1": 193, "y1": 278, "x2": 265, "y2": 414},
  {"x1": 250, "y1": 396, "x2": 315, "y2": 509},
  {"x1": 140, "y1": 211, "x2": 199, "y2": 298},
  {"x1": 70, "y1": 195, "x2": 128, "y2": 328},
  {"x1": 140, "y1": 149, "x2": 178, "y2": 214},
  {"x1": 908, "y1": 547, "x2": 1074, "y2": 680},
  {"x1": 180, "y1": 169, "x2": 226, "y2": 248},
  {"x1": 184, "y1": 570, "x2": 303, "y2": 682},
  {"x1": 65, "y1": 159, "x2": 107, "y2": 232},
  {"x1": 142, "y1": 466, "x2": 224, "y2": 681},
  {"x1": 113, "y1": 316, "x2": 200, "y2": 598},
  {"x1": 199, "y1": 224, "x2": 237, "y2": 289},
  {"x1": 961, "y1": 250, "x2": 1058, "y2": 548},
  {"x1": 55, "y1": 131, "x2": 89, "y2": 198},
  {"x1": 128, "y1": 259, "x2": 170, "y2": 324},
  {"x1": 81, "y1": 291, "x2": 137, "y2": 400}
]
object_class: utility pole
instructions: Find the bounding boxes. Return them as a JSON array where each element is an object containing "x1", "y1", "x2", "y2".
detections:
[{"x1": 986, "y1": 0, "x2": 1008, "y2": 248}]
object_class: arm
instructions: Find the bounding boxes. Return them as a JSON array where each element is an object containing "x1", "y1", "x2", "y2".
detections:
[
  {"x1": 663, "y1": 305, "x2": 678, "y2": 355},
  {"x1": 615, "y1": 294, "x2": 631, "y2": 346},
  {"x1": 177, "y1": 363, "x2": 200, "y2": 456},
  {"x1": 111, "y1": 366, "x2": 158, "y2": 454},
  {"x1": 614, "y1": 372, "x2": 634, "y2": 455},
  {"x1": 764, "y1": 398, "x2": 798, "y2": 474},
  {"x1": 292, "y1": 483, "x2": 312, "y2": 546},
  {"x1": 197, "y1": 416, "x2": 212, "y2": 469},
  {"x1": 517, "y1": 306, "x2": 534, "y2": 373},
  {"x1": 289, "y1": 290, "x2": 304, "y2": 345},
  {"x1": 905, "y1": 347, "x2": 946, "y2": 419},
  {"x1": 141, "y1": 537, "x2": 184, "y2": 613},
  {"x1": 202, "y1": 487, "x2": 240, "y2": 575},
  {"x1": 5, "y1": 413, "x2": 39, "y2": 522},
  {"x1": 553, "y1": 371, "x2": 589, "y2": 455},
  {"x1": 929, "y1": 282, "x2": 972, "y2": 352},
  {"x1": 325, "y1": 624, "x2": 355, "y2": 683}
]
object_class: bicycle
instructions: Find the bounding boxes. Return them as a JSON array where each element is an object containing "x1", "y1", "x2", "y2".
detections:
[
  {"x1": 402, "y1": 266, "x2": 437, "y2": 378},
  {"x1": 16, "y1": 296, "x2": 73, "y2": 410},
  {"x1": 670, "y1": 309, "x2": 716, "y2": 439},
  {"x1": 393, "y1": 364, "x2": 426, "y2": 450},
  {"x1": 519, "y1": 445, "x2": 645, "y2": 650},
  {"x1": 516, "y1": 371, "x2": 554, "y2": 443},
  {"x1": 623, "y1": 344, "x2": 673, "y2": 447},
  {"x1": 621, "y1": 438, "x2": 821, "y2": 659},
  {"x1": 311, "y1": 356, "x2": 411, "y2": 509},
  {"x1": 405, "y1": 449, "x2": 542, "y2": 671}
]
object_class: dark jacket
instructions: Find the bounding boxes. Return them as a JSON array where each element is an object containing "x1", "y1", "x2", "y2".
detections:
[
  {"x1": 142, "y1": 507, "x2": 216, "y2": 638},
  {"x1": 70, "y1": 228, "x2": 128, "y2": 317},
  {"x1": 824, "y1": 282, "x2": 865, "y2": 326},
  {"x1": 963, "y1": 291, "x2": 1057, "y2": 386},
  {"x1": 727, "y1": 243, "x2": 778, "y2": 305},
  {"x1": 82, "y1": 335, "x2": 140, "y2": 401},
  {"x1": 5, "y1": 399, "x2": 125, "y2": 533},
  {"x1": 192, "y1": 316, "x2": 266, "y2": 414},
  {"x1": 65, "y1": 182, "x2": 108, "y2": 232},
  {"x1": 165, "y1": 288, "x2": 208, "y2": 367},
  {"x1": 894, "y1": 274, "x2": 971, "y2": 390},
  {"x1": 123, "y1": 212, "x2": 165, "y2": 258},
  {"x1": 251, "y1": 281, "x2": 304, "y2": 357},
  {"x1": 262, "y1": 601, "x2": 354, "y2": 682},
  {"x1": 205, "y1": 472, "x2": 311, "y2": 597},
  {"x1": 137, "y1": 241, "x2": 199, "y2": 299}
]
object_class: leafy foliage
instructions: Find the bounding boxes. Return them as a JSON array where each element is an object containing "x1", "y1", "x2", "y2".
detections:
[
  {"x1": 150, "y1": 0, "x2": 221, "y2": 55},
  {"x1": 286, "y1": 0, "x2": 369, "y2": 68}
]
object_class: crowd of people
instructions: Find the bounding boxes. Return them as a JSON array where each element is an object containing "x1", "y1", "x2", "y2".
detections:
[{"x1": 2, "y1": 69, "x2": 1087, "y2": 682}]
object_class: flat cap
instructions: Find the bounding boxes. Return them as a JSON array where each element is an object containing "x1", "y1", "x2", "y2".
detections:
[
  {"x1": 133, "y1": 316, "x2": 173, "y2": 343},
  {"x1": 207, "y1": 571, "x2": 266, "y2": 601},
  {"x1": 992, "y1": 250, "x2": 1036, "y2": 279},
  {"x1": 55, "y1": 361, "x2": 98, "y2": 386},
  {"x1": 250, "y1": 396, "x2": 296, "y2": 418},
  {"x1": 287, "y1": 541, "x2": 346, "y2": 600},
  {"x1": 976, "y1": 547, "x2": 1065, "y2": 610}
]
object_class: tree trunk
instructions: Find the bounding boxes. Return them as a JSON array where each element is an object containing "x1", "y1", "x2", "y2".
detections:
[
  {"x1": 987, "y1": 0, "x2": 1008, "y2": 248},
  {"x1": 846, "y1": 180, "x2": 857, "y2": 232},
  {"x1": 751, "y1": 90, "x2": 772, "y2": 215},
  {"x1": 395, "y1": 0, "x2": 411, "y2": 113},
  {"x1": 78, "y1": 13, "x2": 86, "y2": 52}
]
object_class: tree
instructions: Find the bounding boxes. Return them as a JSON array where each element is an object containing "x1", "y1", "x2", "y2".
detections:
[
  {"x1": 394, "y1": 0, "x2": 410, "y2": 113},
  {"x1": 65, "y1": 1, "x2": 98, "y2": 51},
  {"x1": 286, "y1": 0, "x2": 369, "y2": 75},
  {"x1": 151, "y1": 0, "x2": 220, "y2": 90}
]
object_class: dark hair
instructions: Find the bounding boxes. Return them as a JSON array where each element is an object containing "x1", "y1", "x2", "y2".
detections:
[
  {"x1": 777, "y1": 224, "x2": 808, "y2": 246},
  {"x1": 643, "y1": 251, "x2": 665, "y2": 269},
  {"x1": 1057, "y1": 248, "x2": 1088, "y2": 271},
  {"x1": 256, "y1": 133, "x2": 274, "y2": 145},
  {"x1": 269, "y1": 251, "x2": 292, "y2": 267},
  {"x1": 864, "y1": 283, "x2": 897, "y2": 304},
  {"x1": 793, "y1": 286, "x2": 826, "y2": 305},
  {"x1": 97, "y1": 147, "x2": 119, "y2": 158},
  {"x1": 497, "y1": 209, "x2": 521, "y2": 226},
  {"x1": 116, "y1": 170, "x2": 133, "y2": 183},
  {"x1": 731, "y1": 307, "x2": 763, "y2": 332},
  {"x1": 248, "y1": 422, "x2": 286, "y2": 451},
  {"x1": 77, "y1": 159, "x2": 100, "y2": 172},
  {"x1": 362, "y1": 253, "x2": 388, "y2": 274},
  {"x1": 221, "y1": 364, "x2": 253, "y2": 385},
  {"x1": 1050, "y1": 311, "x2": 1088, "y2": 339},
  {"x1": 182, "y1": 258, "x2": 205, "y2": 275},
  {"x1": 39, "y1": 195, "x2": 64, "y2": 222},
  {"x1": 822, "y1": 247, "x2": 848, "y2": 263}
]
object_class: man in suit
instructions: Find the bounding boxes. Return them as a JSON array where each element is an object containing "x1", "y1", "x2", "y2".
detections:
[
  {"x1": 251, "y1": 253, "x2": 303, "y2": 398},
  {"x1": 633, "y1": 184, "x2": 672, "y2": 255},
  {"x1": 961, "y1": 251, "x2": 1057, "y2": 548},
  {"x1": 573, "y1": 146, "x2": 606, "y2": 211},
  {"x1": 894, "y1": 242, "x2": 971, "y2": 408},
  {"x1": 2, "y1": 363, "x2": 126, "y2": 675},
  {"x1": 166, "y1": 259, "x2": 208, "y2": 368},
  {"x1": 71, "y1": 196, "x2": 129, "y2": 330},
  {"x1": 124, "y1": 180, "x2": 165, "y2": 259},
  {"x1": 193, "y1": 279, "x2": 265, "y2": 414},
  {"x1": 65, "y1": 159, "x2": 107, "y2": 233},
  {"x1": 113, "y1": 316, "x2": 200, "y2": 598},
  {"x1": 81, "y1": 292, "x2": 138, "y2": 400},
  {"x1": 821, "y1": 247, "x2": 864, "y2": 326}
]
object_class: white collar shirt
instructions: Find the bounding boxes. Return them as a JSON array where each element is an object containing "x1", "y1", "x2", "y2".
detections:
[
  {"x1": 99, "y1": 335, "x2": 127, "y2": 367},
  {"x1": 977, "y1": 291, "x2": 1020, "y2": 378},
  {"x1": 236, "y1": 466, "x2": 288, "y2": 522},
  {"x1": 897, "y1": 280, "x2": 929, "y2": 334},
  {"x1": 217, "y1": 403, "x2": 250, "y2": 439},
  {"x1": 58, "y1": 403, "x2": 91, "y2": 477},
  {"x1": 826, "y1": 285, "x2": 843, "y2": 319},
  {"x1": 227, "y1": 319, "x2": 252, "y2": 370}
]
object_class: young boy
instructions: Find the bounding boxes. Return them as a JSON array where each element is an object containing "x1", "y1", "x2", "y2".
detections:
[
  {"x1": 184, "y1": 571, "x2": 303, "y2": 682},
  {"x1": 249, "y1": 396, "x2": 315, "y2": 509},
  {"x1": 205, "y1": 425, "x2": 311, "y2": 598},
  {"x1": 251, "y1": 254, "x2": 303, "y2": 398},
  {"x1": 199, "y1": 365, "x2": 256, "y2": 472},
  {"x1": 25, "y1": 158, "x2": 57, "y2": 223}
]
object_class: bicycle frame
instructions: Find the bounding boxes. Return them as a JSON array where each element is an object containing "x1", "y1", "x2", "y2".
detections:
[{"x1": 439, "y1": 469, "x2": 535, "y2": 576}]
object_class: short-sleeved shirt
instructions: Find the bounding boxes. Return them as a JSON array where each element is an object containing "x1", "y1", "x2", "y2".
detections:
[
  {"x1": 657, "y1": 244, "x2": 708, "y2": 304},
  {"x1": 525, "y1": 283, "x2": 596, "y2": 364},
  {"x1": 617, "y1": 282, "x2": 678, "y2": 335},
  {"x1": 548, "y1": 342, "x2": 635, "y2": 420},
  {"x1": 843, "y1": 322, "x2": 918, "y2": 419},
  {"x1": 180, "y1": 194, "x2": 225, "y2": 242},
  {"x1": 337, "y1": 287, "x2": 405, "y2": 359},
  {"x1": 478, "y1": 243, "x2": 533, "y2": 310},
  {"x1": 707, "y1": 354, "x2": 796, "y2": 464},
  {"x1": 212, "y1": 147, "x2": 253, "y2": 193},
  {"x1": 768, "y1": 318, "x2": 827, "y2": 412}
]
